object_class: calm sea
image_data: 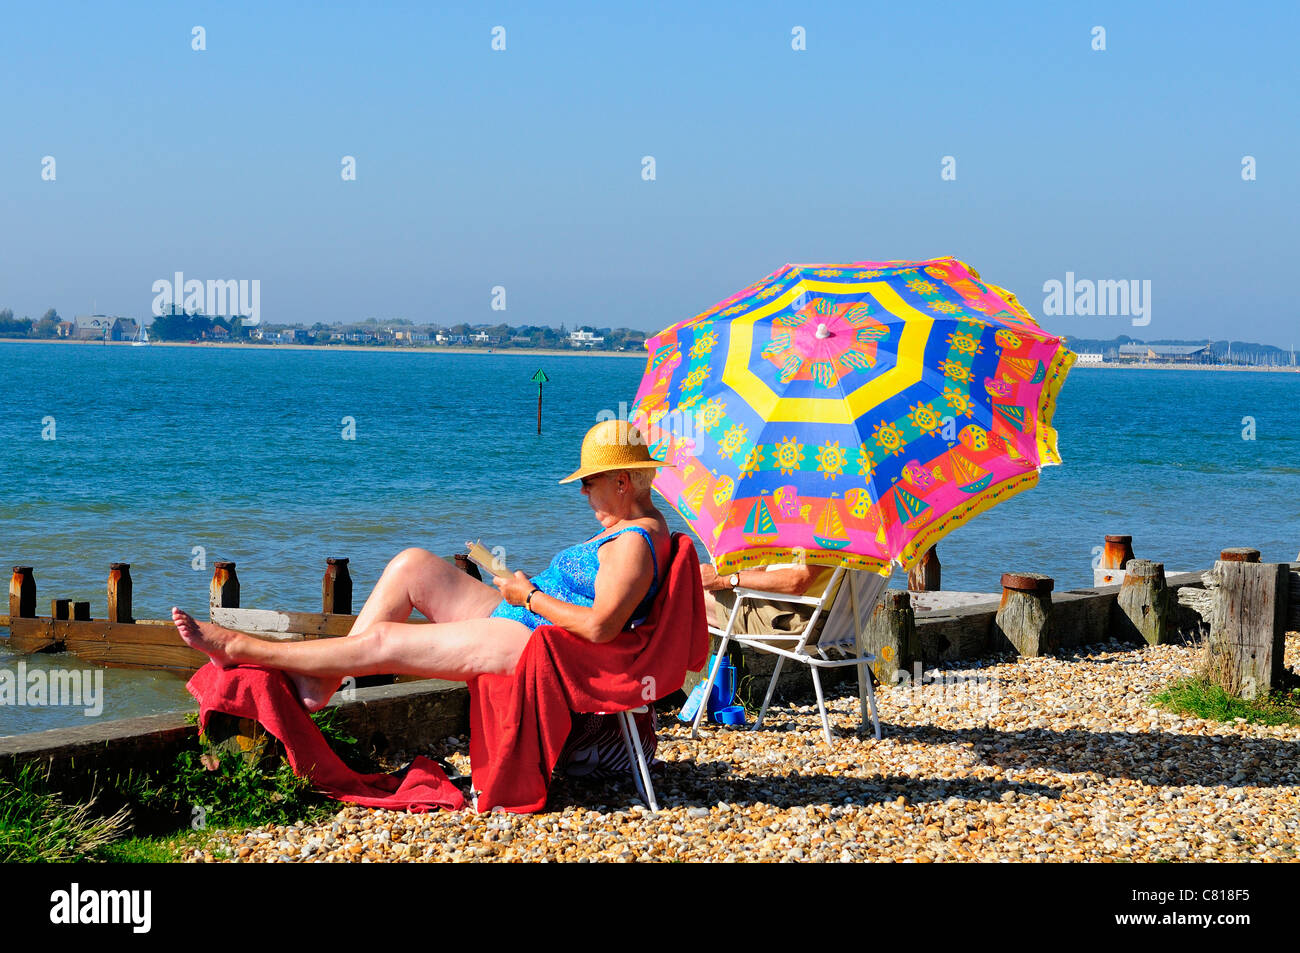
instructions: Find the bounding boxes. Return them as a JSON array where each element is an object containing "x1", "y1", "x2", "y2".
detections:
[{"x1": 2, "y1": 341, "x2": 1297, "y2": 732}]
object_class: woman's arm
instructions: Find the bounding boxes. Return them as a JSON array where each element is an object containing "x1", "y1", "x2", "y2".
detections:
[{"x1": 494, "y1": 533, "x2": 654, "y2": 644}]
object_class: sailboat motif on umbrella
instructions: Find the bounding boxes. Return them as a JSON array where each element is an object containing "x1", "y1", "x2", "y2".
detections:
[
  {"x1": 813, "y1": 499, "x2": 850, "y2": 550},
  {"x1": 677, "y1": 472, "x2": 709, "y2": 522},
  {"x1": 743, "y1": 497, "x2": 779, "y2": 544},
  {"x1": 893, "y1": 486, "x2": 930, "y2": 524},
  {"x1": 951, "y1": 450, "x2": 992, "y2": 493}
]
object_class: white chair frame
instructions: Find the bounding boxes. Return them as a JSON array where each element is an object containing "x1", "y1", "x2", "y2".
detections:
[
  {"x1": 584, "y1": 705, "x2": 659, "y2": 812},
  {"x1": 614, "y1": 707, "x2": 659, "y2": 812},
  {"x1": 690, "y1": 566, "x2": 884, "y2": 745}
]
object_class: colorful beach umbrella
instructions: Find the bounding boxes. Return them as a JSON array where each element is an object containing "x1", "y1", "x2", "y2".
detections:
[{"x1": 630, "y1": 256, "x2": 1076, "y2": 578}]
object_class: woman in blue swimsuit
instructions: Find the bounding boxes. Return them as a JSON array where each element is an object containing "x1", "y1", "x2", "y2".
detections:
[{"x1": 171, "y1": 421, "x2": 671, "y2": 711}]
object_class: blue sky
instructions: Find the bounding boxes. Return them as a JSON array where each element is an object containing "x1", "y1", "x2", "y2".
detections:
[{"x1": 1, "y1": 1, "x2": 1295, "y2": 345}]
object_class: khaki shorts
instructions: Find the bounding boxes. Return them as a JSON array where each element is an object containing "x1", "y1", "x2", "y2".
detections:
[{"x1": 707, "y1": 589, "x2": 815, "y2": 636}]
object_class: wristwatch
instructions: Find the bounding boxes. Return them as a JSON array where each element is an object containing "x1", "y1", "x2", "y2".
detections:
[{"x1": 728, "y1": 573, "x2": 740, "y2": 589}]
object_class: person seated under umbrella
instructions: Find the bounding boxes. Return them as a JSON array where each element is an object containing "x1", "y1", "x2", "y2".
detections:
[
  {"x1": 170, "y1": 421, "x2": 671, "y2": 709},
  {"x1": 698, "y1": 559, "x2": 832, "y2": 635}
]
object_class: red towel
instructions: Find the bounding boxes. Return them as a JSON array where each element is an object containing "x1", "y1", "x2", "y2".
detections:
[
  {"x1": 187, "y1": 663, "x2": 465, "y2": 812},
  {"x1": 467, "y1": 533, "x2": 709, "y2": 813}
]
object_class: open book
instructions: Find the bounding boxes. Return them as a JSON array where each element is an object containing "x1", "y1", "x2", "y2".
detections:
[{"x1": 465, "y1": 539, "x2": 513, "y2": 579}]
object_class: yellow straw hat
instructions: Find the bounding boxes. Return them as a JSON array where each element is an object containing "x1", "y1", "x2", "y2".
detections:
[{"x1": 559, "y1": 419, "x2": 666, "y2": 484}]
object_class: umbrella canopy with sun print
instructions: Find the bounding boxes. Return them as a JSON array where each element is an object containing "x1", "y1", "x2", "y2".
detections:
[{"x1": 629, "y1": 256, "x2": 1076, "y2": 579}]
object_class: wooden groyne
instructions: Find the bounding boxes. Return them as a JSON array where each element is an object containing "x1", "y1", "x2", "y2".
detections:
[
  {"x1": 4, "y1": 536, "x2": 1296, "y2": 691},
  {"x1": 4, "y1": 558, "x2": 438, "y2": 675}
]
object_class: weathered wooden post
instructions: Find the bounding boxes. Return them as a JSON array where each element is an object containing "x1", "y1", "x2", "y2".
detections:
[
  {"x1": 52, "y1": 598, "x2": 71, "y2": 620},
  {"x1": 907, "y1": 547, "x2": 941, "y2": 592},
  {"x1": 323, "y1": 557, "x2": 353, "y2": 615},
  {"x1": 72, "y1": 601, "x2": 90, "y2": 621},
  {"x1": 9, "y1": 566, "x2": 36, "y2": 618},
  {"x1": 1114, "y1": 559, "x2": 1172, "y2": 645},
  {"x1": 994, "y1": 573, "x2": 1055, "y2": 656},
  {"x1": 211, "y1": 561, "x2": 239, "y2": 609},
  {"x1": 107, "y1": 563, "x2": 133, "y2": 624},
  {"x1": 864, "y1": 589, "x2": 917, "y2": 686},
  {"x1": 1095, "y1": 534, "x2": 1136, "y2": 585},
  {"x1": 1207, "y1": 551, "x2": 1289, "y2": 700}
]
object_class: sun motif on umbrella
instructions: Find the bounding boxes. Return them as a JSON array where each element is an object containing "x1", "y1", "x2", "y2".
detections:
[
  {"x1": 773, "y1": 436, "x2": 805, "y2": 474},
  {"x1": 760, "y1": 297, "x2": 888, "y2": 387}
]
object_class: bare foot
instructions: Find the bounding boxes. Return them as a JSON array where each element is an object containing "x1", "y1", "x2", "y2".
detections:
[
  {"x1": 290, "y1": 673, "x2": 341, "y2": 713},
  {"x1": 171, "y1": 607, "x2": 244, "y2": 668}
]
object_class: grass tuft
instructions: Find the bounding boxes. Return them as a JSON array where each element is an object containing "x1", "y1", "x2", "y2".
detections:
[
  {"x1": 0, "y1": 762, "x2": 130, "y2": 862},
  {"x1": 1151, "y1": 677, "x2": 1300, "y2": 727},
  {"x1": 3, "y1": 707, "x2": 368, "y2": 861}
]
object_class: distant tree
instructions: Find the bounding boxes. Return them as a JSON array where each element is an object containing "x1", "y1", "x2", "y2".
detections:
[
  {"x1": 0, "y1": 309, "x2": 33, "y2": 337},
  {"x1": 150, "y1": 310, "x2": 215, "y2": 341},
  {"x1": 32, "y1": 309, "x2": 60, "y2": 338}
]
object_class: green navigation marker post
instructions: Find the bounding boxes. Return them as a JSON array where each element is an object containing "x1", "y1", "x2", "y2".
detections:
[{"x1": 530, "y1": 368, "x2": 549, "y2": 435}]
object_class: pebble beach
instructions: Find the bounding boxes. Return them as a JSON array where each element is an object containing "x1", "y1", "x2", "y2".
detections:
[{"x1": 191, "y1": 632, "x2": 1300, "y2": 863}]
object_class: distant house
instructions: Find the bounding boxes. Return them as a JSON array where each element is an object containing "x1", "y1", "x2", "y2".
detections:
[
  {"x1": 57, "y1": 321, "x2": 76, "y2": 338},
  {"x1": 1076, "y1": 352, "x2": 1104, "y2": 364},
  {"x1": 569, "y1": 329, "x2": 604, "y2": 347},
  {"x1": 1116, "y1": 344, "x2": 1211, "y2": 363},
  {"x1": 73, "y1": 314, "x2": 135, "y2": 341}
]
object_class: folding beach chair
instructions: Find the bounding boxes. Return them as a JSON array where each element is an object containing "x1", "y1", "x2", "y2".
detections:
[
  {"x1": 690, "y1": 567, "x2": 888, "y2": 744},
  {"x1": 544, "y1": 532, "x2": 708, "y2": 814}
]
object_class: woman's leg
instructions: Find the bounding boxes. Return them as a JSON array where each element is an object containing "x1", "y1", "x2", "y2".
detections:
[
  {"x1": 291, "y1": 547, "x2": 503, "y2": 707},
  {"x1": 172, "y1": 609, "x2": 534, "y2": 686},
  {"x1": 347, "y1": 547, "x2": 503, "y2": 633}
]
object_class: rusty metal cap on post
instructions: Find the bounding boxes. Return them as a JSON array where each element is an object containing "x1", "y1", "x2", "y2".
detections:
[
  {"x1": 1001, "y1": 572, "x2": 1054, "y2": 594},
  {"x1": 1219, "y1": 548, "x2": 1261, "y2": 563}
]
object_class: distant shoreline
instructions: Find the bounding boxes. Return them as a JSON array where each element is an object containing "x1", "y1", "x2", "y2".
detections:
[
  {"x1": 1071, "y1": 362, "x2": 1300, "y2": 373},
  {"x1": 3, "y1": 338, "x2": 1296, "y2": 372},
  {"x1": 0, "y1": 338, "x2": 645, "y2": 359}
]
